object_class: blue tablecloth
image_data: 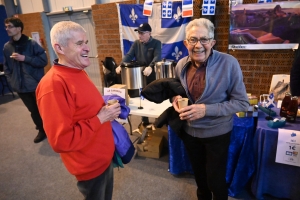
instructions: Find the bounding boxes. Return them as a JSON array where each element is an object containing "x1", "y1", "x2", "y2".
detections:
[
  {"x1": 168, "y1": 115, "x2": 255, "y2": 197},
  {"x1": 251, "y1": 108, "x2": 300, "y2": 200}
]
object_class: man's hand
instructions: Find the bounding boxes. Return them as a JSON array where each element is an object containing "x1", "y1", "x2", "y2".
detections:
[
  {"x1": 143, "y1": 66, "x2": 152, "y2": 76},
  {"x1": 116, "y1": 65, "x2": 121, "y2": 74},
  {"x1": 10, "y1": 53, "x2": 25, "y2": 62},
  {"x1": 179, "y1": 104, "x2": 206, "y2": 121},
  {"x1": 97, "y1": 103, "x2": 121, "y2": 123},
  {"x1": 172, "y1": 95, "x2": 183, "y2": 113}
]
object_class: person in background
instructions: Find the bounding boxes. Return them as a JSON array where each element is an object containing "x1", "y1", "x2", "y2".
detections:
[
  {"x1": 116, "y1": 22, "x2": 161, "y2": 126},
  {"x1": 36, "y1": 21, "x2": 121, "y2": 199},
  {"x1": 290, "y1": 44, "x2": 300, "y2": 105},
  {"x1": 3, "y1": 17, "x2": 48, "y2": 143},
  {"x1": 171, "y1": 18, "x2": 249, "y2": 200}
]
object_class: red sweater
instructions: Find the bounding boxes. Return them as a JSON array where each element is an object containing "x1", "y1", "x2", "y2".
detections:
[{"x1": 36, "y1": 65, "x2": 114, "y2": 181}]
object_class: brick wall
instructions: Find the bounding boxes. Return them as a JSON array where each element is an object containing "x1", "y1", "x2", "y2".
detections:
[
  {"x1": 200, "y1": 0, "x2": 295, "y2": 96},
  {"x1": 92, "y1": 0, "x2": 296, "y2": 96},
  {"x1": 92, "y1": 1, "x2": 135, "y2": 84},
  {"x1": 15, "y1": 2, "x2": 296, "y2": 96},
  {"x1": 17, "y1": 13, "x2": 51, "y2": 73}
]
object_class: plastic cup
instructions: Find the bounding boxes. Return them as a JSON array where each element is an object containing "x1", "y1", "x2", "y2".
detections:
[
  {"x1": 107, "y1": 99, "x2": 119, "y2": 106},
  {"x1": 178, "y1": 98, "x2": 188, "y2": 109}
]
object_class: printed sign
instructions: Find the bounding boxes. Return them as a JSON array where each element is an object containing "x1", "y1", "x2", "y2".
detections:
[
  {"x1": 276, "y1": 129, "x2": 300, "y2": 167},
  {"x1": 103, "y1": 87, "x2": 127, "y2": 123}
]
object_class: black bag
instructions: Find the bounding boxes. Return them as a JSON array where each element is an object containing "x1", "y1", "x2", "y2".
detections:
[{"x1": 102, "y1": 57, "x2": 122, "y2": 87}]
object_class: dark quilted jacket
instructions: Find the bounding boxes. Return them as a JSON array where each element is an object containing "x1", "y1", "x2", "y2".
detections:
[{"x1": 141, "y1": 78, "x2": 188, "y2": 137}]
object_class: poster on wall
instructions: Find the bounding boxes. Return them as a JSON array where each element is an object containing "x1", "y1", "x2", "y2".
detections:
[{"x1": 228, "y1": 2, "x2": 300, "y2": 50}]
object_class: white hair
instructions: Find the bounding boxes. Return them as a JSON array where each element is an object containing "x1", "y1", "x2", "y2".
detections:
[
  {"x1": 50, "y1": 21, "x2": 86, "y2": 49},
  {"x1": 185, "y1": 18, "x2": 215, "y2": 39}
]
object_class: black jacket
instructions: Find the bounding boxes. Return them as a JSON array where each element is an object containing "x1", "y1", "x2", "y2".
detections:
[
  {"x1": 141, "y1": 78, "x2": 188, "y2": 136},
  {"x1": 3, "y1": 34, "x2": 47, "y2": 93}
]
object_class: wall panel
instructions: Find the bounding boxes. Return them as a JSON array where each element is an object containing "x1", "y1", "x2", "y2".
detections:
[{"x1": 48, "y1": 0, "x2": 94, "y2": 12}]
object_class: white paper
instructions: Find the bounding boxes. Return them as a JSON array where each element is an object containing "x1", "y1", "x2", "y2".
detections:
[
  {"x1": 103, "y1": 87, "x2": 128, "y2": 124},
  {"x1": 31, "y1": 32, "x2": 41, "y2": 46},
  {"x1": 276, "y1": 129, "x2": 300, "y2": 167},
  {"x1": 103, "y1": 87, "x2": 125, "y2": 99}
]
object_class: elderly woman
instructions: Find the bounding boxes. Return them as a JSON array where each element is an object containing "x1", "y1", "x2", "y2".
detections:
[{"x1": 172, "y1": 18, "x2": 249, "y2": 199}]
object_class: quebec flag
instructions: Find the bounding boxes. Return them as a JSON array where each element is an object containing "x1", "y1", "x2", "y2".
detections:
[
  {"x1": 265, "y1": 93, "x2": 275, "y2": 109},
  {"x1": 117, "y1": 3, "x2": 191, "y2": 61}
]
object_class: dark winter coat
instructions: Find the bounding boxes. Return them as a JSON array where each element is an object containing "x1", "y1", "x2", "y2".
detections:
[
  {"x1": 290, "y1": 48, "x2": 300, "y2": 96},
  {"x1": 141, "y1": 78, "x2": 188, "y2": 137},
  {"x1": 3, "y1": 34, "x2": 47, "y2": 93}
]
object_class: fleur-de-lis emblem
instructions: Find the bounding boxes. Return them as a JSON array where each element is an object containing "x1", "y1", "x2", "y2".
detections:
[
  {"x1": 173, "y1": 6, "x2": 182, "y2": 22},
  {"x1": 172, "y1": 46, "x2": 182, "y2": 60},
  {"x1": 129, "y1": 8, "x2": 138, "y2": 23}
]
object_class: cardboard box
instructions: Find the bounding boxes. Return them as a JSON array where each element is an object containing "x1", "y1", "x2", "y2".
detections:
[
  {"x1": 138, "y1": 125, "x2": 169, "y2": 147},
  {"x1": 136, "y1": 135, "x2": 163, "y2": 159},
  {"x1": 109, "y1": 84, "x2": 129, "y2": 105},
  {"x1": 152, "y1": 126, "x2": 168, "y2": 148}
]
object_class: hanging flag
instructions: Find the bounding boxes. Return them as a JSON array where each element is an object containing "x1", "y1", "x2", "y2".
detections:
[
  {"x1": 182, "y1": 0, "x2": 193, "y2": 18},
  {"x1": 117, "y1": 3, "x2": 191, "y2": 62},
  {"x1": 202, "y1": 0, "x2": 216, "y2": 15},
  {"x1": 265, "y1": 93, "x2": 275, "y2": 108},
  {"x1": 143, "y1": 0, "x2": 153, "y2": 16},
  {"x1": 258, "y1": 0, "x2": 272, "y2": 3},
  {"x1": 162, "y1": 1, "x2": 172, "y2": 19}
]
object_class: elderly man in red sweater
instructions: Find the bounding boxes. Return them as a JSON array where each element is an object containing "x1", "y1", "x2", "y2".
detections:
[{"x1": 36, "y1": 21, "x2": 120, "y2": 200}]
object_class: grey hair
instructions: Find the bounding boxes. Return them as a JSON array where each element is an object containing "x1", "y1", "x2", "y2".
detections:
[
  {"x1": 50, "y1": 21, "x2": 86, "y2": 49},
  {"x1": 185, "y1": 18, "x2": 215, "y2": 39}
]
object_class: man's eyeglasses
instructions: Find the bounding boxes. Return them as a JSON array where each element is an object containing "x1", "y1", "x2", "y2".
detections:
[
  {"x1": 187, "y1": 37, "x2": 212, "y2": 45},
  {"x1": 4, "y1": 25, "x2": 15, "y2": 29}
]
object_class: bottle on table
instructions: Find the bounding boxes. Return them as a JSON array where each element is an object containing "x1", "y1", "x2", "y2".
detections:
[
  {"x1": 280, "y1": 92, "x2": 291, "y2": 117},
  {"x1": 286, "y1": 96, "x2": 298, "y2": 123}
]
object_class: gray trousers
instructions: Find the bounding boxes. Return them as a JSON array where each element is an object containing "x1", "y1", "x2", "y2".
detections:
[{"x1": 77, "y1": 162, "x2": 114, "y2": 200}]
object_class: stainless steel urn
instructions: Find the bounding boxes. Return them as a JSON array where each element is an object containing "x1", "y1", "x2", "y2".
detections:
[
  {"x1": 121, "y1": 62, "x2": 147, "y2": 98},
  {"x1": 155, "y1": 59, "x2": 176, "y2": 79}
]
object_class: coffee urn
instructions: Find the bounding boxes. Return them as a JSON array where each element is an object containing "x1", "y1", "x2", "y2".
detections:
[
  {"x1": 120, "y1": 61, "x2": 147, "y2": 98},
  {"x1": 155, "y1": 59, "x2": 176, "y2": 79}
]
